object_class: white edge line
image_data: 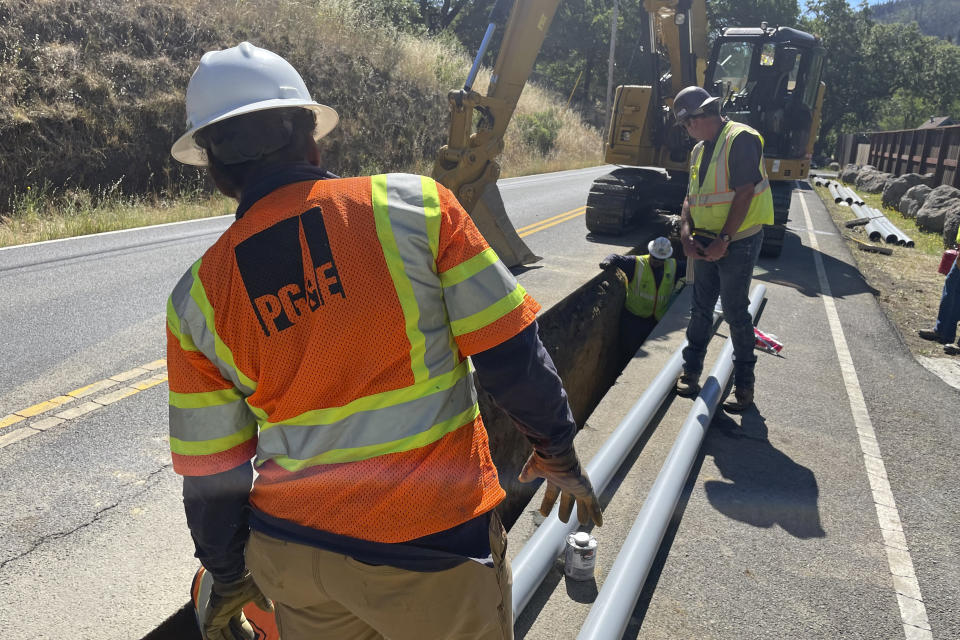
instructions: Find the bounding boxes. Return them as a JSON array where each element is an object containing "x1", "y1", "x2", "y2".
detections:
[
  {"x1": 798, "y1": 192, "x2": 933, "y2": 639},
  {"x1": 498, "y1": 165, "x2": 614, "y2": 188},
  {"x1": 0, "y1": 214, "x2": 234, "y2": 252}
]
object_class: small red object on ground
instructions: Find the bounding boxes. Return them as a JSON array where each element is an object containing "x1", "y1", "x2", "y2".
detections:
[{"x1": 754, "y1": 327, "x2": 783, "y2": 354}]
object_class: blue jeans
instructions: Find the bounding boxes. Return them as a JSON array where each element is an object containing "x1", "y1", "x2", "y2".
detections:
[
  {"x1": 683, "y1": 230, "x2": 763, "y2": 387},
  {"x1": 935, "y1": 258, "x2": 960, "y2": 344}
]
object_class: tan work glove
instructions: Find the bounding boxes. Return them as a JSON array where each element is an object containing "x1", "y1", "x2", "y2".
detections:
[
  {"x1": 518, "y1": 447, "x2": 603, "y2": 527},
  {"x1": 202, "y1": 571, "x2": 274, "y2": 640}
]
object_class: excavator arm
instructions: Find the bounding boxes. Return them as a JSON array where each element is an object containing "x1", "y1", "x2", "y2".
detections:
[{"x1": 432, "y1": 0, "x2": 562, "y2": 268}]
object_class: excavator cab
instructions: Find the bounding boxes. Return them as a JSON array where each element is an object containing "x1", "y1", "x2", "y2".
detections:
[
  {"x1": 706, "y1": 26, "x2": 825, "y2": 163},
  {"x1": 703, "y1": 24, "x2": 825, "y2": 256}
]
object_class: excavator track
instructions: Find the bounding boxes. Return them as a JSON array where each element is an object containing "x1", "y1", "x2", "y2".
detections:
[
  {"x1": 585, "y1": 169, "x2": 682, "y2": 235},
  {"x1": 585, "y1": 171, "x2": 641, "y2": 235},
  {"x1": 760, "y1": 180, "x2": 794, "y2": 258}
]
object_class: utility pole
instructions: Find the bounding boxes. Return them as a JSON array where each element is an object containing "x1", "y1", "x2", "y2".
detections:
[{"x1": 605, "y1": 0, "x2": 619, "y2": 132}]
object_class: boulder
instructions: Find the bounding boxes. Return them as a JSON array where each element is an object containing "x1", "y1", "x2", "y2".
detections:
[
  {"x1": 841, "y1": 164, "x2": 860, "y2": 183},
  {"x1": 921, "y1": 172, "x2": 937, "y2": 187},
  {"x1": 855, "y1": 167, "x2": 893, "y2": 193},
  {"x1": 899, "y1": 184, "x2": 932, "y2": 218},
  {"x1": 882, "y1": 173, "x2": 928, "y2": 210},
  {"x1": 915, "y1": 185, "x2": 960, "y2": 234}
]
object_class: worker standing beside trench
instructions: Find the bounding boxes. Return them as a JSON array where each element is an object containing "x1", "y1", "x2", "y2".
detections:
[
  {"x1": 672, "y1": 86, "x2": 773, "y2": 412},
  {"x1": 165, "y1": 43, "x2": 601, "y2": 640}
]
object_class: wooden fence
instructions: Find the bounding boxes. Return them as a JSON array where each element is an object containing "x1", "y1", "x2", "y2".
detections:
[
  {"x1": 867, "y1": 124, "x2": 960, "y2": 188},
  {"x1": 837, "y1": 133, "x2": 871, "y2": 166}
]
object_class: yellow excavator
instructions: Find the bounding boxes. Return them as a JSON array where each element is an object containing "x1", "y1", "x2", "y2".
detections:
[
  {"x1": 433, "y1": 0, "x2": 826, "y2": 263},
  {"x1": 431, "y1": 0, "x2": 554, "y2": 268},
  {"x1": 588, "y1": 0, "x2": 826, "y2": 257}
]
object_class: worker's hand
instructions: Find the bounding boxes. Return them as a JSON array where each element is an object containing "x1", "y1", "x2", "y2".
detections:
[
  {"x1": 701, "y1": 238, "x2": 728, "y2": 262},
  {"x1": 202, "y1": 571, "x2": 274, "y2": 640},
  {"x1": 599, "y1": 254, "x2": 617, "y2": 270},
  {"x1": 681, "y1": 233, "x2": 701, "y2": 260},
  {"x1": 518, "y1": 447, "x2": 603, "y2": 527}
]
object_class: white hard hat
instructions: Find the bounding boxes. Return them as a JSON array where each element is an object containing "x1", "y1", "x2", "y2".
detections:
[
  {"x1": 648, "y1": 236, "x2": 673, "y2": 260},
  {"x1": 171, "y1": 42, "x2": 339, "y2": 166}
]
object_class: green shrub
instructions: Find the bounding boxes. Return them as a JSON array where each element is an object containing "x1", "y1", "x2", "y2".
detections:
[{"x1": 515, "y1": 109, "x2": 563, "y2": 156}]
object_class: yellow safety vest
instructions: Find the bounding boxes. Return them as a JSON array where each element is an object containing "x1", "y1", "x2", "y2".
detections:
[
  {"x1": 625, "y1": 255, "x2": 676, "y2": 320},
  {"x1": 687, "y1": 121, "x2": 774, "y2": 233}
]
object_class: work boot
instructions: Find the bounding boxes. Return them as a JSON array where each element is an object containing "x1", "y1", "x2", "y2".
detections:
[
  {"x1": 675, "y1": 372, "x2": 700, "y2": 397},
  {"x1": 944, "y1": 344, "x2": 960, "y2": 356},
  {"x1": 918, "y1": 329, "x2": 948, "y2": 343},
  {"x1": 722, "y1": 386, "x2": 754, "y2": 412}
]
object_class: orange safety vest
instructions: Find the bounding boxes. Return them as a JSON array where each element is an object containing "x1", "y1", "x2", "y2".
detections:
[{"x1": 166, "y1": 173, "x2": 540, "y2": 542}]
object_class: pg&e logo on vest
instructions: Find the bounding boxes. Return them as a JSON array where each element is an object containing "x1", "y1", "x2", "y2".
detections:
[{"x1": 235, "y1": 207, "x2": 346, "y2": 337}]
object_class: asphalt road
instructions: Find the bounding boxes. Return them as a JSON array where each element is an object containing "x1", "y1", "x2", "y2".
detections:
[
  {"x1": 0, "y1": 166, "x2": 622, "y2": 639},
  {"x1": 1, "y1": 169, "x2": 957, "y2": 639}
]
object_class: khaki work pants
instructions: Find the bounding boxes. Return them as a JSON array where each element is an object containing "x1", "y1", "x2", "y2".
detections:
[{"x1": 245, "y1": 514, "x2": 513, "y2": 640}]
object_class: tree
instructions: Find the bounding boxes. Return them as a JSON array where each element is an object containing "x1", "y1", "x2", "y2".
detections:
[
  {"x1": 800, "y1": 0, "x2": 876, "y2": 152},
  {"x1": 707, "y1": 0, "x2": 800, "y2": 31}
]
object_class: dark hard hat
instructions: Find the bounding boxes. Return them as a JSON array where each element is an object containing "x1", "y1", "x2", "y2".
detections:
[{"x1": 673, "y1": 86, "x2": 720, "y2": 123}]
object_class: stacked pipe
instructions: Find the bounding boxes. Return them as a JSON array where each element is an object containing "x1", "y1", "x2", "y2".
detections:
[
  {"x1": 816, "y1": 177, "x2": 914, "y2": 248},
  {"x1": 851, "y1": 202, "x2": 914, "y2": 247}
]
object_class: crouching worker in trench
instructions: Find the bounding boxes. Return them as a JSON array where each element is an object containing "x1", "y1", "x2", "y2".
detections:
[
  {"x1": 165, "y1": 42, "x2": 602, "y2": 640},
  {"x1": 600, "y1": 236, "x2": 679, "y2": 356}
]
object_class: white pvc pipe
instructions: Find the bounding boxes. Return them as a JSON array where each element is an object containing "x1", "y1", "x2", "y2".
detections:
[{"x1": 577, "y1": 285, "x2": 766, "y2": 640}]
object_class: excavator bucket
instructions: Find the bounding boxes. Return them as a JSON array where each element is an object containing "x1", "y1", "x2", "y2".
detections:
[{"x1": 470, "y1": 182, "x2": 541, "y2": 268}]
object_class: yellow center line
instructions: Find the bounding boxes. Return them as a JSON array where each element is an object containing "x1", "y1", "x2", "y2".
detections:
[
  {"x1": 514, "y1": 206, "x2": 586, "y2": 235},
  {"x1": 519, "y1": 207, "x2": 586, "y2": 238},
  {"x1": 0, "y1": 361, "x2": 169, "y2": 448}
]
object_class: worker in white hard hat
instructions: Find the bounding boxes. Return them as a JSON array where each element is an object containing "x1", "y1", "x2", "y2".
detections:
[
  {"x1": 600, "y1": 236, "x2": 679, "y2": 354},
  {"x1": 166, "y1": 42, "x2": 601, "y2": 640}
]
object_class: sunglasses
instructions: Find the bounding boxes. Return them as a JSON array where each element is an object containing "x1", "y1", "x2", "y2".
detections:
[{"x1": 678, "y1": 112, "x2": 709, "y2": 127}]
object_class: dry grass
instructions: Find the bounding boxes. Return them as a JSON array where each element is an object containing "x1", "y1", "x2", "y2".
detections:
[
  {"x1": 0, "y1": 193, "x2": 232, "y2": 247},
  {"x1": 815, "y1": 185, "x2": 950, "y2": 358},
  {"x1": 0, "y1": 0, "x2": 602, "y2": 246}
]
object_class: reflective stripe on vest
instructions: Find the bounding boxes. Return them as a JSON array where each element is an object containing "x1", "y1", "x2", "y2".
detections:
[
  {"x1": 167, "y1": 262, "x2": 259, "y2": 459},
  {"x1": 625, "y1": 255, "x2": 676, "y2": 320},
  {"x1": 167, "y1": 260, "x2": 257, "y2": 396},
  {"x1": 687, "y1": 121, "x2": 774, "y2": 233}
]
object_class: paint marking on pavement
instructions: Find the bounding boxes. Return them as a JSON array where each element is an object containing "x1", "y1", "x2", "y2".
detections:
[
  {"x1": 109, "y1": 367, "x2": 150, "y2": 382},
  {"x1": 799, "y1": 193, "x2": 932, "y2": 639},
  {"x1": 15, "y1": 395, "x2": 74, "y2": 417},
  {"x1": 92, "y1": 386, "x2": 143, "y2": 406},
  {"x1": 518, "y1": 207, "x2": 586, "y2": 238},
  {"x1": 0, "y1": 414, "x2": 25, "y2": 429},
  {"x1": 0, "y1": 427, "x2": 37, "y2": 448},
  {"x1": 68, "y1": 379, "x2": 120, "y2": 398},
  {"x1": 0, "y1": 360, "x2": 169, "y2": 450},
  {"x1": 130, "y1": 373, "x2": 169, "y2": 391}
]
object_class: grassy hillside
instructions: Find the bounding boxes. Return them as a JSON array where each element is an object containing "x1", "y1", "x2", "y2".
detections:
[
  {"x1": 0, "y1": 0, "x2": 602, "y2": 240},
  {"x1": 870, "y1": 0, "x2": 960, "y2": 43}
]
